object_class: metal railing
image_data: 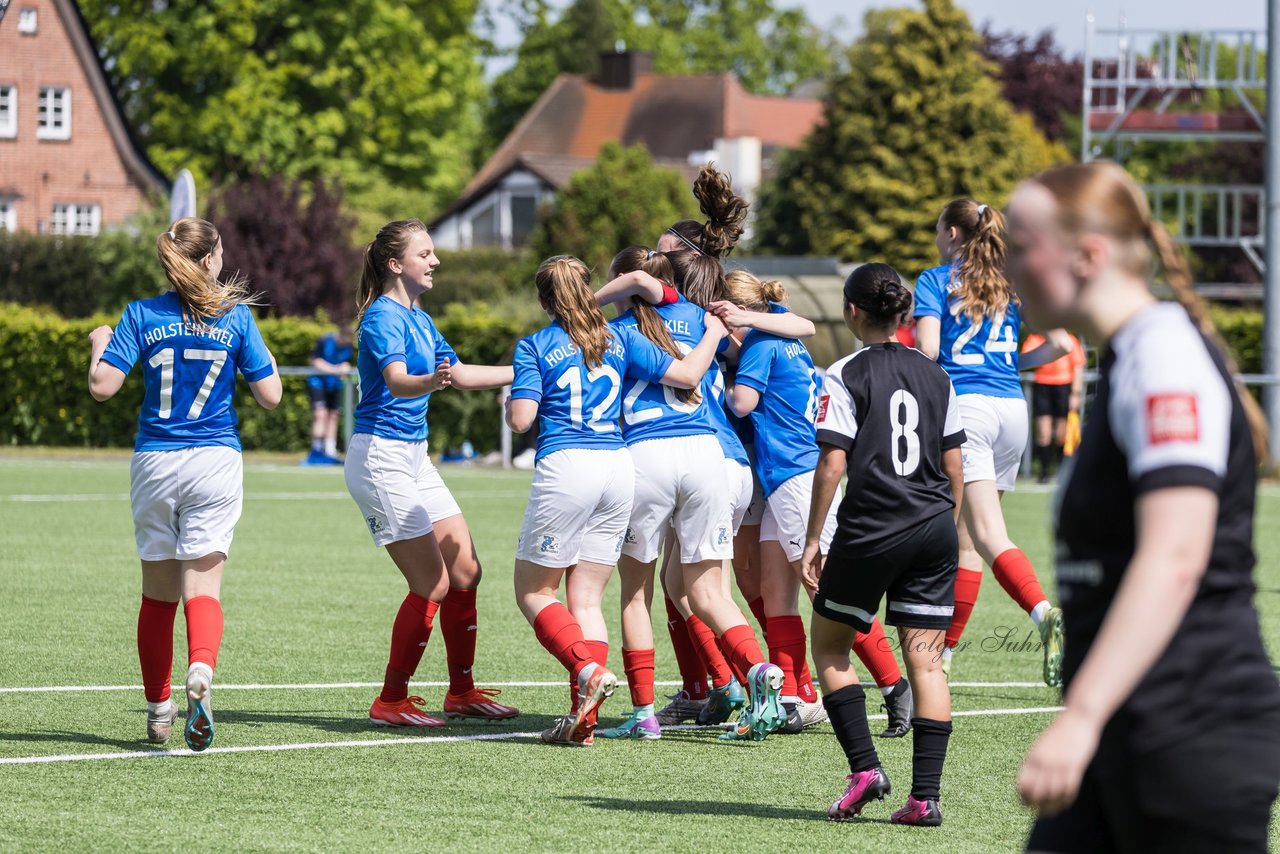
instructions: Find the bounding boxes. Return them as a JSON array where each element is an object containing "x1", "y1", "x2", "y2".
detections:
[{"x1": 277, "y1": 366, "x2": 358, "y2": 446}]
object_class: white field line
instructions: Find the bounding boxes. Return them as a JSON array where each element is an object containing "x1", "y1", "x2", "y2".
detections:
[
  {"x1": 0, "y1": 490, "x2": 529, "y2": 503},
  {"x1": 0, "y1": 706, "x2": 1064, "y2": 766},
  {"x1": 0, "y1": 679, "x2": 1047, "y2": 694}
]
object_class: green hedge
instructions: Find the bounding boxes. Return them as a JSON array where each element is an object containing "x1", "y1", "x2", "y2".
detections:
[
  {"x1": 0, "y1": 302, "x2": 539, "y2": 453},
  {"x1": 1209, "y1": 305, "x2": 1262, "y2": 375}
]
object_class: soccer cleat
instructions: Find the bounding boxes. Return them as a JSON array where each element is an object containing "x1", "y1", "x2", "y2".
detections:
[
  {"x1": 828, "y1": 767, "x2": 892, "y2": 821},
  {"x1": 569, "y1": 664, "x2": 616, "y2": 742},
  {"x1": 184, "y1": 665, "x2": 215, "y2": 752},
  {"x1": 540, "y1": 714, "x2": 593, "y2": 746},
  {"x1": 369, "y1": 695, "x2": 447, "y2": 728},
  {"x1": 654, "y1": 690, "x2": 705, "y2": 726},
  {"x1": 788, "y1": 698, "x2": 829, "y2": 732},
  {"x1": 443, "y1": 687, "x2": 520, "y2": 722},
  {"x1": 877, "y1": 678, "x2": 913, "y2": 739},
  {"x1": 941, "y1": 648, "x2": 953, "y2": 682},
  {"x1": 891, "y1": 795, "x2": 943, "y2": 826},
  {"x1": 146, "y1": 698, "x2": 178, "y2": 745},
  {"x1": 597, "y1": 709, "x2": 661, "y2": 740},
  {"x1": 747, "y1": 662, "x2": 785, "y2": 739},
  {"x1": 727, "y1": 678, "x2": 746, "y2": 712},
  {"x1": 717, "y1": 707, "x2": 757, "y2": 741},
  {"x1": 697, "y1": 683, "x2": 738, "y2": 726},
  {"x1": 1040, "y1": 606, "x2": 1065, "y2": 688}
]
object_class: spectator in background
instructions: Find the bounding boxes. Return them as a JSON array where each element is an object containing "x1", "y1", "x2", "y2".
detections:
[
  {"x1": 1022, "y1": 332, "x2": 1086, "y2": 483},
  {"x1": 305, "y1": 323, "x2": 354, "y2": 465}
]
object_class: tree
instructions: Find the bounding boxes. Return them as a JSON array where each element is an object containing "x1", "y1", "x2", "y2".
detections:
[
  {"x1": 485, "y1": 0, "x2": 836, "y2": 149},
  {"x1": 754, "y1": 0, "x2": 1069, "y2": 273},
  {"x1": 208, "y1": 174, "x2": 359, "y2": 319},
  {"x1": 78, "y1": 0, "x2": 487, "y2": 231},
  {"x1": 533, "y1": 142, "x2": 698, "y2": 275},
  {"x1": 980, "y1": 27, "x2": 1082, "y2": 144}
]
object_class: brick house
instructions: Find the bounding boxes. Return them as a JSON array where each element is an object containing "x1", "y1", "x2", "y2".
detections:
[
  {"x1": 0, "y1": 0, "x2": 165, "y2": 235},
  {"x1": 430, "y1": 52, "x2": 823, "y2": 250}
]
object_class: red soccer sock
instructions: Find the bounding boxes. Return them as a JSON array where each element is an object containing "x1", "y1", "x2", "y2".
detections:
[
  {"x1": 440, "y1": 587, "x2": 478, "y2": 695},
  {"x1": 766, "y1": 615, "x2": 809, "y2": 700},
  {"x1": 138, "y1": 596, "x2": 178, "y2": 703},
  {"x1": 532, "y1": 602, "x2": 594, "y2": 682},
  {"x1": 623, "y1": 648, "x2": 656, "y2": 707},
  {"x1": 381, "y1": 592, "x2": 437, "y2": 703},
  {"x1": 946, "y1": 569, "x2": 983, "y2": 648},
  {"x1": 992, "y1": 549, "x2": 1048, "y2": 615},
  {"x1": 184, "y1": 595, "x2": 224, "y2": 672},
  {"x1": 853, "y1": 619, "x2": 902, "y2": 689},
  {"x1": 747, "y1": 597, "x2": 768, "y2": 636},
  {"x1": 721, "y1": 624, "x2": 766, "y2": 679},
  {"x1": 686, "y1": 615, "x2": 734, "y2": 689},
  {"x1": 572, "y1": 640, "x2": 610, "y2": 713},
  {"x1": 717, "y1": 634, "x2": 749, "y2": 684},
  {"x1": 664, "y1": 597, "x2": 708, "y2": 700}
]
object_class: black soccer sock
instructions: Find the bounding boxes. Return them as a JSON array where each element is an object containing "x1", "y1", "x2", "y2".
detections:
[
  {"x1": 822, "y1": 684, "x2": 880, "y2": 774},
  {"x1": 1034, "y1": 443, "x2": 1052, "y2": 478},
  {"x1": 910, "y1": 717, "x2": 953, "y2": 800}
]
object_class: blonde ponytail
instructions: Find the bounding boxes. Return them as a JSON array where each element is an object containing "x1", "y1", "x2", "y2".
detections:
[
  {"x1": 534, "y1": 256, "x2": 610, "y2": 368},
  {"x1": 157, "y1": 217, "x2": 259, "y2": 322},
  {"x1": 941, "y1": 199, "x2": 1012, "y2": 323}
]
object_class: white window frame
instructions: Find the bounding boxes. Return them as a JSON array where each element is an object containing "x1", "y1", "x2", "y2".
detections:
[
  {"x1": 17, "y1": 8, "x2": 37, "y2": 34},
  {"x1": 0, "y1": 199, "x2": 16, "y2": 232},
  {"x1": 51, "y1": 203, "x2": 100, "y2": 236},
  {"x1": 37, "y1": 86, "x2": 70, "y2": 141},
  {"x1": 0, "y1": 85, "x2": 15, "y2": 138}
]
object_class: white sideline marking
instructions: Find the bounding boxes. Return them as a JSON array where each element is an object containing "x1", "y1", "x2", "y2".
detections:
[
  {"x1": 0, "y1": 706, "x2": 1064, "y2": 766},
  {"x1": 0, "y1": 679, "x2": 1048, "y2": 694},
  {"x1": 0, "y1": 491, "x2": 529, "y2": 503}
]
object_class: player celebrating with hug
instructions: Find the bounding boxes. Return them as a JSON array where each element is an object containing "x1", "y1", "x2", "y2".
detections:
[
  {"x1": 346, "y1": 219, "x2": 518, "y2": 729},
  {"x1": 507, "y1": 255, "x2": 725, "y2": 746},
  {"x1": 805, "y1": 263, "x2": 966, "y2": 826},
  {"x1": 87, "y1": 217, "x2": 282, "y2": 751}
]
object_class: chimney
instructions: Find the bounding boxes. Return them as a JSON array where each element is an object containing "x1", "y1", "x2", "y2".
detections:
[{"x1": 598, "y1": 50, "x2": 653, "y2": 90}]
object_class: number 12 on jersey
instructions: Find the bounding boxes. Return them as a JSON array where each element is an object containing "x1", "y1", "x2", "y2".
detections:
[{"x1": 556, "y1": 364, "x2": 621, "y2": 433}]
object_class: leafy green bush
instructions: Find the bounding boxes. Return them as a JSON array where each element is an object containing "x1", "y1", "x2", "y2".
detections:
[
  {"x1": 1209, "y1": 305, "x2": 1262, "y2": 375},
  {"x1": 0, "y1": 301, "x2": 539, "y2": 453}
]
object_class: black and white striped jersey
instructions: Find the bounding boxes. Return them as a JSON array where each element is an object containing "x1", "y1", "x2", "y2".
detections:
[{"x1": 816, "y1": 342, "x2": 966, "y2": 555}]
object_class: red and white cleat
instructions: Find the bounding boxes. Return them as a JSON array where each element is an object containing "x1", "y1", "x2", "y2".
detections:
[
  {"x1": 443, "y1": 687, "x2": 521, "y2": 721},
  {"x1": 369, "y1": 695, "x2": 447, "y2": 728}
]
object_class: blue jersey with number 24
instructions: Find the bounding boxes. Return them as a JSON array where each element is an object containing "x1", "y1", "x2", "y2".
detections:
[
  {"x1": 100, "y1": 291, "x2": 275, "y2": 452},
  {"x1": 913, "y1": 262, "x2": 1022, "y2": 398}
]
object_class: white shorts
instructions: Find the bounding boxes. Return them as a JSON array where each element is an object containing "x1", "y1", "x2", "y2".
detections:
[
  {"x1": 130, "y1": 446, "x2": 243, "y2": 561},
  {"x1": 344, "y1": 433, "x2": 463, "y2": 548},
  {"x1": 516, "y1": 448, "x2": 635, "y2": 568},
  {"x1": 623, "y1": 434, "x2": 734, "y2": 564},
  {"x1": 957, "y1": 394, "x2": 1028, "y2": 491},
  {"x1": 760, "y1": 470, "x2": 840, "y2": 563},
  {"x1": 726, "y1": 459, "x2": 754, "y2": 535}
]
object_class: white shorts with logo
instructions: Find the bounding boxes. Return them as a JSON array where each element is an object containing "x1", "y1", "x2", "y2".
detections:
[
  {"x1": 516, "y1": 448, "x2": 635, "y2": 568},
  {"x1": 726, "y1": 458, "x2": 754, "y2": 535},
  {"x1": 957, "y1": 394, "x2": 1028, "y2": 491},
  {"x1": 623, "y1": 434, "x2": 733, "y2": 564},
  {"x1": 344, "y1": 433, "x2": 463, "y2": 548},
  {"x1": 760, "y1": 470, "x2": 840, "y2": 563},
  {"x1": 130, "y1": 446, "x2": 243, "y2": 561}
]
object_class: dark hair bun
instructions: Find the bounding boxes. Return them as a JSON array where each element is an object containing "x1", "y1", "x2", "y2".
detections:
[{"x1": 843, "y1": 262, "x2": 912, "y2": 325}]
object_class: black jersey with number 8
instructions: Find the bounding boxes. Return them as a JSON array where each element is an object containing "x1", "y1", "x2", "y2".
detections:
[{"x1": 816, "y1": 342, "x2": 966, "y2": 555}]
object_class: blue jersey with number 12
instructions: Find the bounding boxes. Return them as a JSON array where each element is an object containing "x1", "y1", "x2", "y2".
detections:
[
  {"x1": 734, "y1": 330, "x2": 821, "y2": 497},
  {"x1": 913, "y1": 262, "x2": 1022, "y2": 398},
  {"x1": 100, "y1": 291, "x2": 275, "y2": 452},
  {"x1": 609, "y1": 295, "x2": 715, "y2": 445}
]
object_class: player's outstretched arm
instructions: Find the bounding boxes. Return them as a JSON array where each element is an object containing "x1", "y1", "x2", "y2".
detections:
[
  {"x1": 87, "y1": 326, "x2": 126, "y2": 402},
  {"x1": 594, "y1": 270, "x2": 667, "y2": 307},
  {"x1": 708, "y1": 300, "x2": 816, "y2": 339},
  {"x1": 450, "y1": 362, "x2": 516, "y2": 391},
  {"x1": 1017, "y1": 486, "x2": 1217, "y2": 816},
  {"x1": 660, "y1": 313, "x2": 728, "y2": 389},
  {"x1": 383, "y1": 358, "x2": 452, "y2": 398},
  {"x1": 1020, "y1": 328, "x2": 1073, "y2": 371}
]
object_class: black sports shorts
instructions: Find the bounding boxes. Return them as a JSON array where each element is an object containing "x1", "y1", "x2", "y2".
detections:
[
  {"x1": 308, "y1": 386, "x2": 341, "y2": 410},
  {"x1": 813, "y1": 509, "x2": 958, "y2": 633},
  {"x1": 1032, "y1": 383, "x2": 1071, "y2": 420}
]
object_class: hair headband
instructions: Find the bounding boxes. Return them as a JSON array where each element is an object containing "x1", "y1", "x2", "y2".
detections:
[
  {"x1": 666, "y1": 227, "x2": 703, "y2": 256},
  {"x1": 166, "y1": 231, "x2": 176, "y2": 239},
  {"x1": 977, "y1": 204, "x2": 988, "y2": 216}
]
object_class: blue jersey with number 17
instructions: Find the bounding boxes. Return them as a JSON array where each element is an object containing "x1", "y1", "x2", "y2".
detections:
[
  {"x1": 913, "y1": 262, "x2": 1022, "y2": 398},
  {"x1": 734, "y1": 330, "x2": 821, "y2": 497},
  {"x1": 100, "y1": 291, "x2": 275, "y2": 452},
  {"x1": 609, "y1": 295, "x2": 715, "y2": 445},
  {"x1": 510, "y1": 323, "x2": 675, "y2": 462}
]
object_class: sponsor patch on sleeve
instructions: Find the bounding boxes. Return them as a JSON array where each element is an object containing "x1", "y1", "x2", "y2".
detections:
[
  {"x1": 1146, "y1": 393, "x2": 1199, "y2": 445},
  {"x1": 816, "y1": 394, "x2": 830, "y2": 423}
]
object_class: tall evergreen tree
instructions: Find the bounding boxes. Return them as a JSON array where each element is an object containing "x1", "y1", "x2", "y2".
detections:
[{"x1": 755, "y1": 0, "x2": 1068, "y2": 273}]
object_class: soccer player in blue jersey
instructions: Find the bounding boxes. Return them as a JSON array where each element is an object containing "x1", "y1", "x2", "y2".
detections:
[
  {"x1": 913, "y1": 199, "x2": 1069, "y2": 686},
  {"x1": 304, "y1": 323, "x2": 353, "y2": 465},
  {"x1": 597, "y1": 247, "x2": 786, "y2": 742},
  {"x1": 86, "y1": 217, "x2": 283, "y2": 751},
  {"x1": 345, "y1": 219, "x2": 519, "y2": 729},
  {"x1": 507, "y1": 255, "x2": 725, "y2": 746}
]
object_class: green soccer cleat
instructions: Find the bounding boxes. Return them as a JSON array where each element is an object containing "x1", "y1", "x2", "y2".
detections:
[{"x1": 1040, "y1": 607, "x2": 1065, "y2": 688}]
